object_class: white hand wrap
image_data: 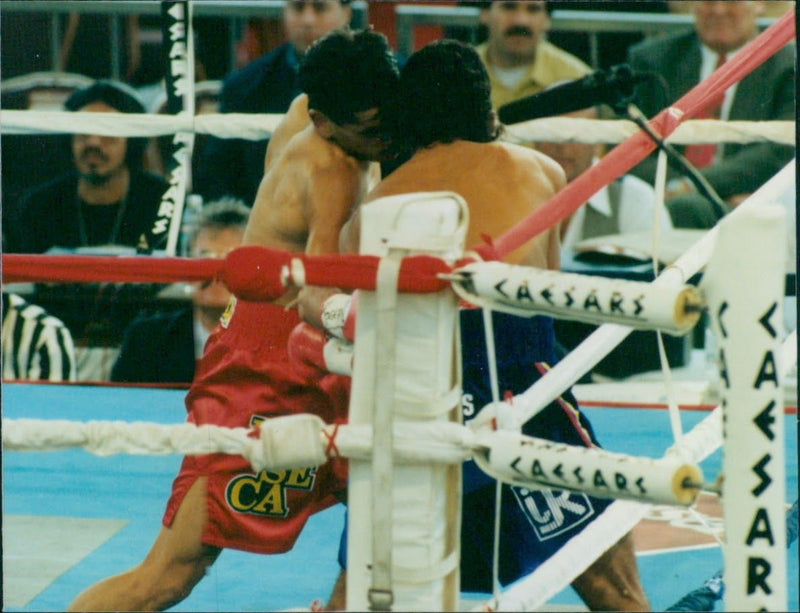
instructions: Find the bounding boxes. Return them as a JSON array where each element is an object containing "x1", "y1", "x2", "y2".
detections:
[{"x1": 320, "y1": 291, "x2": 358, "y2": 341}]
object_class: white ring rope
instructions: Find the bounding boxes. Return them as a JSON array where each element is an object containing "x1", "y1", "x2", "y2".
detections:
[
  {"x1": 0, "y1": 109, "x2": 793, "y2": 145},
  {"x1": 1, "y1": 414, "x2": 704, "y2": 507},
  {"x1": 504, "y1": 117, "x2": 796, "y2": 145},
  {"x1": 0, "y1": 110, "x2": 282, "y2": 140},
  {"x1": 1, "y1": 415, "x2": 470, "y2": 468}
]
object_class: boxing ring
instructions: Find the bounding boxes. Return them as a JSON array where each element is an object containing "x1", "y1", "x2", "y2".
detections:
[
  {"x1": 2, "y1": 4, "x2": 798, "y2": 612},
  {"x1": 4, "y1": 382, "x2": 796, "y2": 611}
]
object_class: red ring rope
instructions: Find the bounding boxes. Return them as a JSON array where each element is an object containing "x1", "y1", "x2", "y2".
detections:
[{"x1": 2, "y1": 253, "x2": 221, "y2": 285}]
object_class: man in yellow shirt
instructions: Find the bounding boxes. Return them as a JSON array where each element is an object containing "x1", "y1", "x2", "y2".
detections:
[{"x1": 475, "y1": 1, "x2": 592, "y2": 110}]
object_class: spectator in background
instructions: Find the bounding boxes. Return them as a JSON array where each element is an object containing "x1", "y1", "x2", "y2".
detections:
[
  {"x1": 6, "y1": 80, "x2": 168, "y2": 254},
  {"x1": 453, "y1": 1, "x2": 670, "y2": 70},
  {"x1": 111, "y1": 198, "x2": 249, "y2": 385},
  {"x1": 2, "y1": 292, "x2": 77, "y2": 382},
  {"x1": 627, "y1": 0, "x2": 795, "y2": 228},
  {"x1": 533, "y1": 106, "x2": 673, "y2": 259},
  {"x1": 194, "y1": 0, "x2": 353, "y2": 206},
  {"x1": 474, "y1": 1, "x2": 592, "y2": 111},
  {"x1": 5, "y1": 80, "x2": 169, "y2": 382}
]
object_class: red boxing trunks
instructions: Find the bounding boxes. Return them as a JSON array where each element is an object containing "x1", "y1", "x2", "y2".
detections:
[{"x1": 163, "y1": 299, "x2": 350, "y2": 554}]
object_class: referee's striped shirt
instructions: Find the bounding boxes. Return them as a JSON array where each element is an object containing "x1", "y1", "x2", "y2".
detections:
[{"x1": 2, "y1": 293, "x2": 76, "y2": 381}]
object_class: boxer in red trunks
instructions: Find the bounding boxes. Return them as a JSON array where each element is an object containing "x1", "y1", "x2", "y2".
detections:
[{"x1": 68, "y1": 28, "x2": 399, "y2": 612}]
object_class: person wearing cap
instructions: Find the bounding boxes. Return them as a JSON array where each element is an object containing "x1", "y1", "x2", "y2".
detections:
[
  {"x1": 194, "y1": 0, "x2": 353, "y2": 207},
  {"x1": 6, "y1": 79, "x2": 168, "y2": 254}
]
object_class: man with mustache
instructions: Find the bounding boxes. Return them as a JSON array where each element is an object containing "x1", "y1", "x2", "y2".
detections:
[
  {"x1": 475, "y1": 1, "x2": 592, "y2": 111},
  {"x1": 6, "y1": 80, "x2": 167, "y2": 254}
]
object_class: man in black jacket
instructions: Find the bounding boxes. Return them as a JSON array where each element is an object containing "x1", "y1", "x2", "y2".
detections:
[
  {"x1": 111, "y1": 197, "x2": 250, "y2": 385},
  {"x1": 627, "y1": 1, "x2": 794, "y2": 228},
  {"x1": 193, "y1": 0, "x2": 353, "y2": 206},
  {"x1": 7, "y1": 80, "x2": 168, "y2": 253},
  {"x1": 4, "y1": 81, "x2": 170, "y2": 380}
]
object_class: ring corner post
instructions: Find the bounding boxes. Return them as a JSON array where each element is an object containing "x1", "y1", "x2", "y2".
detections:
[
  {"x1": 345, "y1": 192, "x2": 468, "y2": 612},
  {"x1": 703, "y1": 204, "x2": 788, "y2": 611}
]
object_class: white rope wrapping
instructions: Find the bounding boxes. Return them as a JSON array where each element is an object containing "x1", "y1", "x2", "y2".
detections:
[
  {"x1": 0, "y1": 110, "x2": 792, "y2": 145},
  {"x1": 3, "y1": 415, "x2": 707, "y2": 507},
  {"x1": 1, "y1": 417, "x2": 476, "y2": 466},
  {"x1": 450, "y1": 262, "x2": 703, "y2": 335},
  {"x1": 327, "y1": 422, "x2": 475, "y2": 465}
]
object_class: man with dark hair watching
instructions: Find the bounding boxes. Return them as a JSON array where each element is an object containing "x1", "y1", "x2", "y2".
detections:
[
  {"x1": 5, "y1": 80, "x2": 169, "y2": 381},
  {"x1": 6, "y1": 80, "x2": 167, "y2": 254},
  {"x1": 194, "y1": 0, "x2": 353, "y2": 206},
  {"x1": 332, "y1": 39, "x2": 649, "y2": 611},
  {"x1": 68, "y1": 28, "x2": 400, "y2": 612}
]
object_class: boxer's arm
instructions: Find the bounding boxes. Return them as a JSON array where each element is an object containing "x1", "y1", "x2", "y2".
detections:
[{"x1": 297, "y1": 164, "x2": 360, "y2": 328}]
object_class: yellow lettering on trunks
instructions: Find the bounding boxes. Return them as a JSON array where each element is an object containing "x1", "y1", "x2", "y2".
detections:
[{"x1": 225, "y1": 415, "x2": 317, "y2": 517}]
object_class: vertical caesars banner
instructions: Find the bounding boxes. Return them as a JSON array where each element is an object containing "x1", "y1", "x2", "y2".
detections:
[
  {"x1": 139, "y1": 1, "x2": 194, "y2": 255},
  {"x1": 704, "y1": 205, "x2": 787, "y2": 611}
]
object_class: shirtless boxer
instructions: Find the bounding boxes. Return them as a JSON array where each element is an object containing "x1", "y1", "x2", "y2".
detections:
[
  {"x1": 330, "y1": 40, "x2": 649, "y2": 611},
  {"x1": 67, "y1": 29, "x2": 399, "y2": 612}
]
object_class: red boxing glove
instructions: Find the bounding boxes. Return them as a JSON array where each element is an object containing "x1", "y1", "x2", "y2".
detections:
[
  {"x1": 320, "y1": 291, "x2": 358, "y2": 341},
  {"x1": 221, "y1": 246, "x2": 291, "y2": 301},
  {"x1": 288, "y1": 322, "x2": 330, "y2": 382}
]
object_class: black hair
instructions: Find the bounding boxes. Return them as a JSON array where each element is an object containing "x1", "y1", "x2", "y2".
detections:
[
  {"x1": 64, "y1": 80, "x2": 148, "y2": 171},
  {"x1": 391, "y1": 39, "x2": 498, "y2": 160},
  {"x1": 298, "y1": 28, "x2": 399, "y2": 126},
  {"x1": 189, "y1": 196, "x2": 250, "y2": 249}
]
